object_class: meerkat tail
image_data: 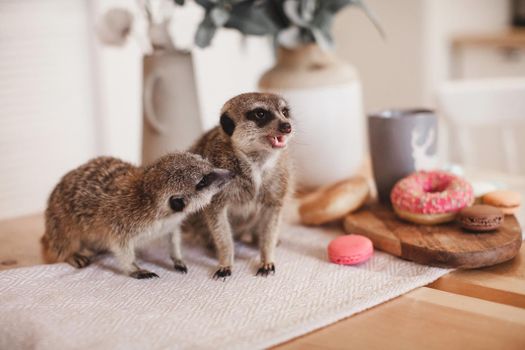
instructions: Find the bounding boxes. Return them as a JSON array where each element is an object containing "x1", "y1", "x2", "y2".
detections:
[
  {"x1": 40, "y1": 231, "x2": 77, "y2": 263},
  {"x1": 41, "y1": 233, "x2": 60, "y2": 263}
]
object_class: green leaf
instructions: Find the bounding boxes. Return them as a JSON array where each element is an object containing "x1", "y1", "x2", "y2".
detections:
[
  {"x1": 210, "y1": 6, "x2": 230, "y2": 26},
  {"x1": 192, "y1": 0, "x2": 384, "y2": 48},
  {"x1": 311, "y1": 8, "x2": 335, "y2": 34},
  {"x1": 318, "y1": 0, "x2": 355, "y2": 13},
  {"x1": 224, "y1": 1, "x2": 279, "y2": 35},
  {"x1": 299, "y1": 0, "x2": 317, "y2": 22},
  {"x1": 283, "y1": 0, "x2": 314, "y2": 26},
  {"x1": 276, "y1": 26, "x2": 302, "y2": 48},
  {"x1": 311, "y1": 27, "x2": 333, "y2": 50},
  {"x1": 194, "y1": 0, "x2": 215, "y2": 10},
  {"x1": 194, "y1": 14, "x2": 218, "y2": 48}
]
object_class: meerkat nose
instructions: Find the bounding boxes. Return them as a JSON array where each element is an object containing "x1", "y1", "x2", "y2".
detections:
[{"x1": 278, "y1": 122, "x2": 292, "y2": 134}]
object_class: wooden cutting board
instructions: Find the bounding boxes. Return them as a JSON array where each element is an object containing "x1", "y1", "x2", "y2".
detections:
[{"x1": 343, "y1": 203, "x2": 522, "y2": 269}]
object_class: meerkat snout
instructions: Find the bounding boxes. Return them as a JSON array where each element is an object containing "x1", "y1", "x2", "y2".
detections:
[
  {"x1": 41, "y1": 152, "x2": 232, "y2": 279},
  {"x1": 196, "y1": 169, "x2": 234, "y2": 192},
  {"x1": 278, "y1": 122, "x2": 292, "y2": 134}
]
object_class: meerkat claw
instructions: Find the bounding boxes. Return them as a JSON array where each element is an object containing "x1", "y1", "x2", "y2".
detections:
[
  {"x1": 130, "y1": 270, "x2": 159, "y2": 279},
  {"x1": 173, "y1": 261, "x2": 188, "y2": 274},
  {"x1": 256, "y1": 263, "x2": 275, "y2": 277},
  {"x1": 68, "y1": 253, "x2": 91, "y2": 268},
  {"x1": 213, "y1": 266, "x2": 232, "y2": 280}
]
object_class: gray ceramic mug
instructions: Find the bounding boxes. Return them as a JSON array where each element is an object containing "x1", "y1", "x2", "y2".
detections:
[{"x1": 368, "y1": 109, "x2": 438, "y2": 203}]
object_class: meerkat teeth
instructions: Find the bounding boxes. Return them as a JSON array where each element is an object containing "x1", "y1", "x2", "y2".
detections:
[
  {"x1": 267, "y1": 135, "x2": 287, "y2": 148},
  {"x1": 275, "y1": 136, "x2": 286, "y2": 147}
]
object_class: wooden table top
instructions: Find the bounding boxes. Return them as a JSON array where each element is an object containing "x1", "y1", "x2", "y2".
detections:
[
  {"x1": 1, "y1": 212, "x2": 524, "y2": 349},
  {"x1": 1, "y1": 166, "x2": 524, "y2": 348}
]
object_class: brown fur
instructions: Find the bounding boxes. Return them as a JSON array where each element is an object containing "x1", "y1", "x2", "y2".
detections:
[
  {"x1": 42, "y1": 152, "x2": 232, "y2": 279},
  {"x1": 184, "y1": 92, "x2": 295, "y2": 279}
]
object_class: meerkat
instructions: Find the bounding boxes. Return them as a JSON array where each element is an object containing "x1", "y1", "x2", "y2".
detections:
[
  {"x1": 184, "y1": 92, "x2": 294, "y2": 279},
  {"x1": 41, "y1": 152, "x2": 233, "y2": 279}
]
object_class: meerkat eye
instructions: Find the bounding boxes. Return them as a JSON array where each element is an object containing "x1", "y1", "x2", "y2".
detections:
[
  {"x1": 247, "y1": 108, "x2": 274, "y2": 126},
  {"x1": 169, "y1": 196, "x2": 185, "y2": 212},
  {"x1": 196, "y1": 177, "x2": 208, "y2": 190},
  {"x1": 196, "y1": 173, "x2": 212, "y2": 191},
  {"x1": 282, "y1": 108, "x2": 290, "y2": 118},
  {"x1": 255, "y1": 110, "x2": 266, "y2": 119}
]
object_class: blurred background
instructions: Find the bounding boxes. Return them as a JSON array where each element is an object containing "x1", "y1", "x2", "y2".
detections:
[{"x1": 1, "y1": 0, "x2": 524, "y2": 220}]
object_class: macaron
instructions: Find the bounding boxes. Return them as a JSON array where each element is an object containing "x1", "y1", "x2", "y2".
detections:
[
  {"x1": 482, "y1": 190, "x2": 521, "y2": 215},
  {"x1": 457, "y1": 204, "x2": 504, "y2": 232},
  {"x1": 328, "y1": 234, "x2": 373, "y2": 265}
]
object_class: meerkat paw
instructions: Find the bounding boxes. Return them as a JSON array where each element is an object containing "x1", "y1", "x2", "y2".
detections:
[
  {"x1": 256, "y1": 263, "x2": 275, "y2": 277},
  {"x1": 173, "y1": 260, "x2": 188, "y2": 274},
  {"x1": 66, "y1": 253, "x2": 91, "y2": 269},
  {"x1": 212, "y1": 266, "x2": 232, "y2": 280},
  {"x1": 130, "y1": 269, "x2": 159, "y2": 279}
]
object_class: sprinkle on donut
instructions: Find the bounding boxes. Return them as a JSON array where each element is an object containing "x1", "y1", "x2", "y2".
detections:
[{"x1": 391, "y1": 171, "x2": 474, "y2": 215}]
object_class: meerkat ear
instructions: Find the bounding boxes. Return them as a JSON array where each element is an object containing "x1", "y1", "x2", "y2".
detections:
[{"x1": 220, "y1": 113, "x2": 235, "y2": 136}]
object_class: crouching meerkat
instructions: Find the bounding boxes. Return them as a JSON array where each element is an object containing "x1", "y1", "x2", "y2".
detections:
[
  {"x1": 184, "y1": 92, "x2": 294, "y2": 279},
  {"x1": 41, "y1": 152, "x2": 233, "y2": 279}
]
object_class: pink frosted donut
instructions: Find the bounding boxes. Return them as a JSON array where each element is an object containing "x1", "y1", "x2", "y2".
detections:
[{"x1": 390, "y1": 171, "x2": 474, "y2": 225}]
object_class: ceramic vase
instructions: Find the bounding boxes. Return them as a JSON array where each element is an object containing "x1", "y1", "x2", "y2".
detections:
[
  {"x1": 142, "y1": 51, "x2": 203, "y2": 165},
  {"x1": 259, "y1": 44, "x2": 364, "y2": 189}
]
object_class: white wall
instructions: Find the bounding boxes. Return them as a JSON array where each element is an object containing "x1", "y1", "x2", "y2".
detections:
[
  {"x1": 422, "y1": 0, "x2": 511, "y2": 105},
  {"x1": 0, "y1": 0, "x2": 98, "y2": 219},
  {"x1": 333, "y1": 0, "x2": 512, "y2": 111},
  {"x1": 0, "y1": 0, "x2": 273, "y2": 219},
  {"x1": 333, "y1": 0, "x2": 426, "y2": 111},
  {"x1": 90, "y1": 0, "x2": 145, "y2": 164}
]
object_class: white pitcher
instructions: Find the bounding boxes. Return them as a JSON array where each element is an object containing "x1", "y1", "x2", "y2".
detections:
[{"x1": 142, "y1": 51, "x2": 203, "y2": 165}]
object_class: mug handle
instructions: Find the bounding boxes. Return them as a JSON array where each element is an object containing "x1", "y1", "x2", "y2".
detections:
[{"x1": 143, "y1": 69, "x2": 166, "y2": 135}]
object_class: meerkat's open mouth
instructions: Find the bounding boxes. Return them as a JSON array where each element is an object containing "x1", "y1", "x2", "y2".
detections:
[{"x1": 267, "y1": 135, "x2": 287, "y2": 148}]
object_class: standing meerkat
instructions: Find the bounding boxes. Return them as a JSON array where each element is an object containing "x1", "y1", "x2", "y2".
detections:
[
  {"x1": 184, "y1": 92, "x2": 294, "y2": 279},
  {"x1": 41, "y1": 152, "x2": 233, "y2": 279}
]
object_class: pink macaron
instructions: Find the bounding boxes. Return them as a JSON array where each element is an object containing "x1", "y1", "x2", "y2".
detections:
[{"x1": 328, "y1": 234, "x2": 374, "y2": 265}]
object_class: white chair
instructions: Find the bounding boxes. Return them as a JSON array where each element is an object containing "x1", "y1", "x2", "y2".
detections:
[{"x1": 437, "y1": 78, "x2": 525, "y2": 175}]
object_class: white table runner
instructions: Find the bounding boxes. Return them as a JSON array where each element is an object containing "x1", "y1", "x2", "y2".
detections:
[{"x1": 0, "y1": 225, "x2": 449, "y2": 350}]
